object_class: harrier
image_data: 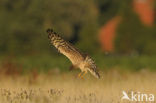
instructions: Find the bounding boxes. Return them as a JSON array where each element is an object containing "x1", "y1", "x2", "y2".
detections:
[{"x1": 46, "y1": 29, "x2": 100, "y2": 79}]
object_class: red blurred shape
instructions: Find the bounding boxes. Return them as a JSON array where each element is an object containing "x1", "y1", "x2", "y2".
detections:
[
  {"x1": 99, "y1": 0, "x2": 155, "y2": 52},
  {"x1": 99, "y1": 16, "x2": 121, "y2": 52},
  {"x1": 133, "y1": 0, "x2": 154, "y2": 26}
]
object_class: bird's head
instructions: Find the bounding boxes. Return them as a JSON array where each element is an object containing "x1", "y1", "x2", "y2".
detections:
[{"x1": 46, "y1": 28, "x2": 57, "y2": 39}]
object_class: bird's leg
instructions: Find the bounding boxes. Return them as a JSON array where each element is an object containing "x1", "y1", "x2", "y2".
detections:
[
  {"x1": 80, "y1": 71, "x2": 87, "y2": 79},
  {"x1": 77, "y1": 72, "x2": 83, "y2": 78}
]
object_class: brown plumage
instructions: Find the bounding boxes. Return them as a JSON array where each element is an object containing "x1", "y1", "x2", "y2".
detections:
[{"x1": 46, "y1": 29, "x2": 100, "y2": 79}]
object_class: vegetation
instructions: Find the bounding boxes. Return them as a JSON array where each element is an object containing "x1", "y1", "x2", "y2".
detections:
[
  {"x1": 116, "y1": 1, "x2": 156, "y2": 55},
  {"x1": 0, "y1": 1, "x2": 155, "y2": 103},
  {"x1": 0, "y1": 0, "x2": 155, "y2": 55},
  {"x1": 0, "y1": 0, "x2": 155, "y2": 75},
  {"x1": 0, "y1": 54, "x2": 155, "y2": 74},
  {"x1": 0, "y1": 0, "x2": 99, "y2": 54},
  {"x1": 0, "y1": 71, "x2": 156, "y2": 103}
]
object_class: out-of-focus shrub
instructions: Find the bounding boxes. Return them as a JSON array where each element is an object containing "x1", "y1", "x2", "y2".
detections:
[
  {"x1": 115, "y1": 1, "x2": 156, "y2": 55},
  {"x1": 0, "y1": 0, "x2": 98, "y2": 55}
]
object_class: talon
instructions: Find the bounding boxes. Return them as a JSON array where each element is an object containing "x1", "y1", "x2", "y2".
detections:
[
  {"x1": 80, "y1": 75, "x2": 84, "y2": 79},
  {"x1": 80, "y1": 71, "x2": 87, "y2": 79},
  {"x1": 77, "y1": 72, "x2": 83, "y2": 78}
]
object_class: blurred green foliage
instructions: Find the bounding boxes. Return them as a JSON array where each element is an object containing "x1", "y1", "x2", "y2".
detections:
[
  {"x1": 115, "y1": 1, "x2": 156, "y2": 55},
  {"x1": 0, "y1": 0, "x2": 155, "y2": 56},
  {"x1": 0, "y1": 0, "x2": 99, "y2": 55},
  {"x1": 0, "y1": 54, "x2": 155, "y2": 73},
  {"x1": 96, "y1": 0, "x2": 122, "y2": 25}
]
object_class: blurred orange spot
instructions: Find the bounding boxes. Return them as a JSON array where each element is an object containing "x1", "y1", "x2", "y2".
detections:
[
  {"x1": 99, "y1": 16, "x2": 121, "y2": 52},
  {"x1": 133, "y1": 0, "x2": 154, "y2": 26},
  {"x1": 98, "y1": 0, "x2": 154, "y2": 52}
]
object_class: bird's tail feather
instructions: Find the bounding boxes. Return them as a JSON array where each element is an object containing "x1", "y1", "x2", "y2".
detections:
[
  {"x1": 85, "y1": 56, "x2": 100, "y2": 79},
  {"x1": 88, "y1": 68, "x2": 100, "y2": 79}
]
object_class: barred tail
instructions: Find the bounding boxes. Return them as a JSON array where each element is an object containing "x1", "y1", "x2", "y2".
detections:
[{"x1": 88, "y1": 68, "x2": 100, "y2": 79}]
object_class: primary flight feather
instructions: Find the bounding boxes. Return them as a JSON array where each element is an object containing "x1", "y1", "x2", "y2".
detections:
[{"x1": 46, "y1": 29, "x2": 100, "y2": 79}]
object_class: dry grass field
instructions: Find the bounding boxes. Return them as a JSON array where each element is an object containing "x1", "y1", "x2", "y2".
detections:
[{"x1": 0, "y1": 69, "x2": 156, "y2": 103}]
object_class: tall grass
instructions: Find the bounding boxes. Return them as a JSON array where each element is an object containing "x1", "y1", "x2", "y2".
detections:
[{"x1": 0, "y1": 71, "x2": 156, "y2": 103}]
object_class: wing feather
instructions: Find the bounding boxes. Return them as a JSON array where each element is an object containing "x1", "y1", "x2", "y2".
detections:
[{"x1": 57, "y1": 41, "x2": 84, "y2": 65}]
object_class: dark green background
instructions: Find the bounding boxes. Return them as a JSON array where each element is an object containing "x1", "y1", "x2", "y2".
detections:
[{"x1": 0, "y1": 0, "x2": 156, "y2": 73}]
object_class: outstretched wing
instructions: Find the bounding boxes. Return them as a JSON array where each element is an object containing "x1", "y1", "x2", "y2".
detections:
[
  {"x1": 47, "y1": 29, "x2": 84, "y2": 65},
  {"x1": 58, "y1": 41, "x2": 85, "y2": 64},
  {"x1": 85, "y1": 56, "x2": 100, "y2": 79}
]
